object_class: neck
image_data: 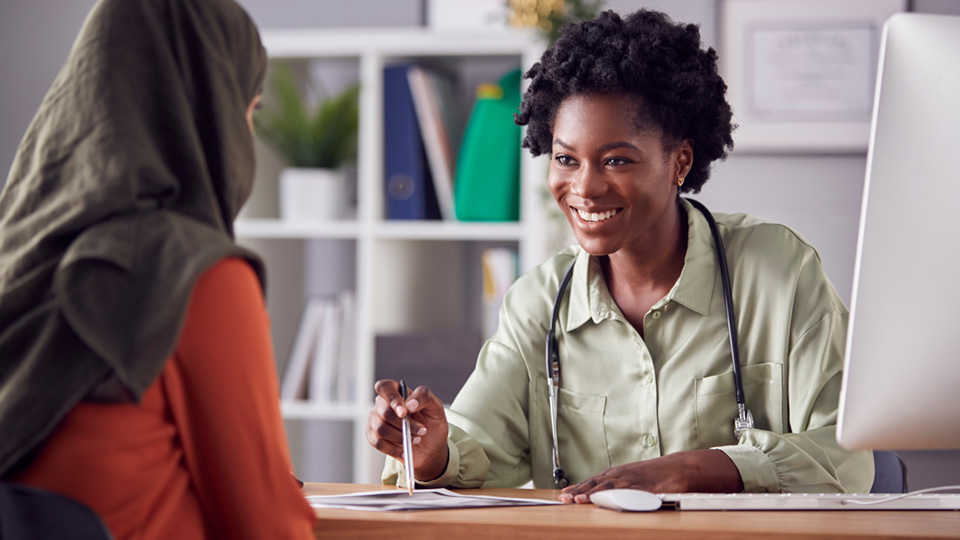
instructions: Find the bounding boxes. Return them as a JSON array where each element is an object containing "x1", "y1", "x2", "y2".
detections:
[{"x1": 603, "y1": 199, "x2": 688, "y2": 294}]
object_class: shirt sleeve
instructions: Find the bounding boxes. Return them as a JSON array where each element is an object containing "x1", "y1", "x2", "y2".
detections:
[
  {"x1": 383, "y1": 318, "x2": 536, "y2": 489},
  {"x1": 162, "y1": 257, "x2": 316, "y2": 539},
  {"x1": 715, "y1": 252, "x2": 874, "y2": 494}
]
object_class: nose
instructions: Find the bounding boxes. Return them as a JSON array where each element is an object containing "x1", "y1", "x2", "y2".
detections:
[{"x1": 568, "y1": 162, "x2": 606, "y2": 199}]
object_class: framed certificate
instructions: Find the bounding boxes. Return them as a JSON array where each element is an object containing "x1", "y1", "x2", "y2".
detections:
[{"x1": 720, "y1": 0, "x2": 906, "y2": 153}]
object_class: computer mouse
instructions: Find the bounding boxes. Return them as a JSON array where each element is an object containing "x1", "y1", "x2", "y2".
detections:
[{"x1": 589, "y1": 489, "x2": 663, "y2": 512}]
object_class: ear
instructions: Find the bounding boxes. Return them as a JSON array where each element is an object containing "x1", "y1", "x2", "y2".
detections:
[{"x1": 675, "y1": 139, "x2": 694, "y2": 181}]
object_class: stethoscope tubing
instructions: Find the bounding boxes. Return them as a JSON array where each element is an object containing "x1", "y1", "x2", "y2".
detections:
[
  {"x1": 685, "y1": 198, "x2": 746, "y2": 408},
  {"x1": 545, "y1": 198, "x2": 751, "y2": 488}
]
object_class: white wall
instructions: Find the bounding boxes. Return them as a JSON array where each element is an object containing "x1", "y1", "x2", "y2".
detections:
[
  {"x1": 0, "y1": 0, "x2": 99, "y2": 177},
  {"x1": 3, "y1": 0, "x2": 958, "y2": 491}
]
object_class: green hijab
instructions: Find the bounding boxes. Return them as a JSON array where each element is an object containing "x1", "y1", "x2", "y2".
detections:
[{"x1": 0, "y1": 0, "x2": 268, "y2": 477}]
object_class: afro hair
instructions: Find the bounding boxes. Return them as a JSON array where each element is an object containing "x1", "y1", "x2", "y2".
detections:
[{"x1": 515, "y1": 9, "x2": 735, "y2": 193}]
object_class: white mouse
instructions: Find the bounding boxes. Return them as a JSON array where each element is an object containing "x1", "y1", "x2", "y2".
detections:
[{"x1": 589, "y1": 489, "x2": 663, "y2": 512}]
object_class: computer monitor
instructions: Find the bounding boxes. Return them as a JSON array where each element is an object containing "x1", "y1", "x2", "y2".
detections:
[{"x1": 837, "y1": 13, "x2": 960, "y2": 450}]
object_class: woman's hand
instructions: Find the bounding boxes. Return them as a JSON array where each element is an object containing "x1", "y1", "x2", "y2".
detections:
[
  {"x1": 365, "y1": 379, "x2": 450, "y2": 482},
  {"x1": 558, "y1": 449, "x2": 744, "y2": 503}
]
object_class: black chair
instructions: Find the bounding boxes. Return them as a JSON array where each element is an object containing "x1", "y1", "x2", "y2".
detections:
[
  {"x1": 870, "y1": 450, "x2": 908, "y2": 494},
  {"x1": 0, "y1": 482, "x2": 113, "y2": 540}
]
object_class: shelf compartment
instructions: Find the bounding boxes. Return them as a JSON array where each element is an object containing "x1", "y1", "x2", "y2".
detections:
[
  {"x1": 372, "y1": 221, "x2": 524, "y2": 240},
  {"x1": 236, "y1": 219, "x2": 361, "y2": 239}
]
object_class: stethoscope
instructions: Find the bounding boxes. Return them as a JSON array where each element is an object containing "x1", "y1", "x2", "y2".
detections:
[{"x1": 545, "y1": 198, "x2": 754, "y2": 488}]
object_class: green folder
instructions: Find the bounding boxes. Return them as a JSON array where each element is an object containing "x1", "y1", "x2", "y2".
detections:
[{"x1": 454, "y1": 69, "x2": 522, "y2": 222}]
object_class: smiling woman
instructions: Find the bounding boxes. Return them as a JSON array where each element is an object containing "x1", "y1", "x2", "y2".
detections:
[
  {"x1": 548, "y1": 93, "x2": 691, "y2": 320},
  {"x1": 366, "y1": 9, "x2": 873, "y2": 502}
]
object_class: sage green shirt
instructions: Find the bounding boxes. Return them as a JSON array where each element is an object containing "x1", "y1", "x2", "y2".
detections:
[{"x1": 384, "y1": 199, "x2": 873, "y2": 493}]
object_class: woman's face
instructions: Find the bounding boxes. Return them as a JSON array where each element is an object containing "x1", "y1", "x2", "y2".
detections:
[{"x1": 548, "y1": 93, "x2": 692, "y2": 257}]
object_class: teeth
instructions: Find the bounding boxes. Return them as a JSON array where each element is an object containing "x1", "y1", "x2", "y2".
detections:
[{"x1": 577, "y1": 208, "x2": 618, "y2": 222}]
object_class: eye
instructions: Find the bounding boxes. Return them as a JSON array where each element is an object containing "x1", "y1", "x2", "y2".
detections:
[
  {"x1": 605, "y1": 157, "x2": 631, "y2": 167},
  {"x1": 554, "y1": 154, "x2": 577, "y2": 166}
]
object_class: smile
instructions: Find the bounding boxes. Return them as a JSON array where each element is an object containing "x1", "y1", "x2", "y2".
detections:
[{"x1": 575, "y1": 208, "x2": 620, "y2": 222}]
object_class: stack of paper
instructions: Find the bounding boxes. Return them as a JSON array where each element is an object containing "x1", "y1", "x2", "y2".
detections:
[{"x1": 307, "y1": 488, "x2": 562, "y2": 512}]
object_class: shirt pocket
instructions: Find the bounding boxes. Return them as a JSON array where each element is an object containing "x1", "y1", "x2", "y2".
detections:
[
  {"x1": 694, "y1": 362, "x2": 784, "y2": 449},
  {"x1": 534, "y1": 385, "x2": 610, "y2": 480}
]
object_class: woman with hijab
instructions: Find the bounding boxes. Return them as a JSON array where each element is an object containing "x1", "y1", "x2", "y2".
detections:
[{"x1": 0, "y1": 0, "x2": 316, "y2": 537}]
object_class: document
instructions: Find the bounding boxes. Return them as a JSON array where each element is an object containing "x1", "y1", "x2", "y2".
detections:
[
  {"x1": 747, "y1": 24, "x2": 875, "y2": 120},
  {"x1": 307, "y1": 488, "x2": 562, "y2": 512}
]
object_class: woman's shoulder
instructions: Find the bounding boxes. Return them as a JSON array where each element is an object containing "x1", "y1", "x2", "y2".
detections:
[
  {"x1": 714, "y1": 211, "x2": 822, "y2": 264},
  {"x1": 184, "y1": 257, "x2": 265, "y2": 330}
]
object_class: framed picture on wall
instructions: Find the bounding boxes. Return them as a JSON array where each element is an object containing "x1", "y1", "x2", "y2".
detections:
[{"x1": 720, "y1": 0, "x2": 906, "y2": 153}]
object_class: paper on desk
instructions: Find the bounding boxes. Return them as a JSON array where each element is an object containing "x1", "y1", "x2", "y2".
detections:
[{"x1": 307, "y1": 488, "x2": 562, "y2": 512}]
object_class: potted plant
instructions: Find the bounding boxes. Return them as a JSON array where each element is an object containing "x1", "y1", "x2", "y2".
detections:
[{"x1": 255, "y1": 63, "x2": 360, "y2": 222}]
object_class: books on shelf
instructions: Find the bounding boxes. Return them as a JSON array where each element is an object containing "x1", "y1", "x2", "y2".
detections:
[
  {"x1": 383, "y1": 64, "x2": 442, "y2": 221},
  {"x1": 481, "y1": 248, "x2": 519, "y2": 340},
  {"x1": 280, "y1": 291, "x2": 356, "y2": 404},
  {"x1": 384, "y1": 63, "x2": 466, "y2": 221},
  {"x1": 308, "y1": 301, "x2": 340, "y2": 403},
  {"x1": 335, "y1": 291, "x2": 356, "y2": 402},
  {"x1": 280, "y1": 297, "x2": 325, "y2": 401},
  {"x1": 407, "y1": 65, "x2": 459, "y2": 221}
]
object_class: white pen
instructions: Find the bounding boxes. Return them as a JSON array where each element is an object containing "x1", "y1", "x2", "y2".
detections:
[{"x1": 399, "y1": 379, "x2": 415, "y2": 496}]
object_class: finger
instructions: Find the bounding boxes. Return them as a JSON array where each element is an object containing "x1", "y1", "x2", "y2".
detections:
[
  {"x1": 377, "y1": 393, "x2": 430, "y2": 436},
  {"x1": 407, "y1": 422, "x2": 428, "y2": 438},
  {"x1": 374, "y1": 394, "x2": 402, "y2": 429},
  {"x1": 558, "y1": 477, "x2": 598, "y2": 502},
  {"x1": 367, "y1": 406, "x2": 408, "y2": 446},
  {"x1": 575, "y1": 480, "x2": 619, "y2": 504},
  {"x1": 374, "y1": 379, "x2": 407, "y2": 417},
  {"x1": 365, "y1": 410, "x2": 404, "y2": 458},
  {"x1": 407, "y1": 385, "x2": 443, "y2": 417},
  {"x1": 566, "y1": 477, "x2": 598, "y2": 494}
]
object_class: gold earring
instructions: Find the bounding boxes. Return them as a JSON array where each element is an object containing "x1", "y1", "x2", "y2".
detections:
[{"x1": 677, "y1": 176, "x2": 685, "y2": 187}]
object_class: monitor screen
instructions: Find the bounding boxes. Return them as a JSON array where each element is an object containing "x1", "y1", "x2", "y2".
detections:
[{"x1": 837, "y1": 13, "x2": 960, "y2": 450}]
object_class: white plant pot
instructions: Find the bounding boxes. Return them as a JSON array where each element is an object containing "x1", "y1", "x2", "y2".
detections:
[{"x1": 279, "y1": 168, "x2": 350, "y2": 222}]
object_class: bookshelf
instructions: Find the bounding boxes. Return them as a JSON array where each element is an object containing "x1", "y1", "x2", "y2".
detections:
[{"x1": 236, "y1": 27, "x2": 546, "y2": 483}]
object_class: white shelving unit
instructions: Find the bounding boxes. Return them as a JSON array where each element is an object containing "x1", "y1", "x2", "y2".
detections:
[{"x1": 236, "y1": 28, "x2": 546, "y2": 484}]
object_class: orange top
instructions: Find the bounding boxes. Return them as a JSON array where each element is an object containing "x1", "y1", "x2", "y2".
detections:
[{"x1": 16, "y1": 258, "x2": 316, "y2": 540}]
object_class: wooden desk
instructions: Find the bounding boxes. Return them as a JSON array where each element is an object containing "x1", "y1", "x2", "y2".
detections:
[{"x1": 305, "y1": 483, "x2": 960, "y2": 540}]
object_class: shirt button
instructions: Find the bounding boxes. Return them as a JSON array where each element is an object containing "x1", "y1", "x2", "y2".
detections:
[
  {"x1": 651, "y1": 311, "x2": 661, "y2": 320},
  {"x1": 644, "y1": 434, "x2": 657, "y2": 447},
  {"x1": 645, "y1": 373, "x2": 655, "y2": 385}
]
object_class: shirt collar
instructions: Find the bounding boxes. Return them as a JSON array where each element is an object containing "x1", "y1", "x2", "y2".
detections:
[
  {"x1": 670, "y1": 198, "x2": 718, "y2": 315},
  {"x1": 563, "y1": 198, "x2": 718, "y2": 332}
]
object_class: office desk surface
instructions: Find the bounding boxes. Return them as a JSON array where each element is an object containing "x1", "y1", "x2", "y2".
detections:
[{"x1": 305, "y1": 483, "x2": 960, "y2": 540}]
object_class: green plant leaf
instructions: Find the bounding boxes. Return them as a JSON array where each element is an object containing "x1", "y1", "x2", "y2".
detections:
[{"x1": 255, "y1": 63, "x2": 360, "y2": 169}]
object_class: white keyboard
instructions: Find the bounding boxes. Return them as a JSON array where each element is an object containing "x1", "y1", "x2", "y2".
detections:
[{"x1": 659, "y1": 492, "x2": 960, "y2": 511}]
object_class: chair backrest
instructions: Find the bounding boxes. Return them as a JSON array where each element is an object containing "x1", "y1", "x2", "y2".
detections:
[
  {"x1": 0, "y1": 482, "x2": 113, "y2": 540},
  {"x1": 870, "y1": 450, "x2": 908, "y2": 494}
]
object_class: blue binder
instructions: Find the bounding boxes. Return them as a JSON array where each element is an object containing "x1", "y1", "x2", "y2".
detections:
[{"x1": 383, "y1": 64, "x2": 440, "y2": 220}]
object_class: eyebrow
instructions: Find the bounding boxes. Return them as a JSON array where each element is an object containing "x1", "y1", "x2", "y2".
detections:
[{"x1": 552, "y1": 138, "x2": 641, "y2": 153}]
